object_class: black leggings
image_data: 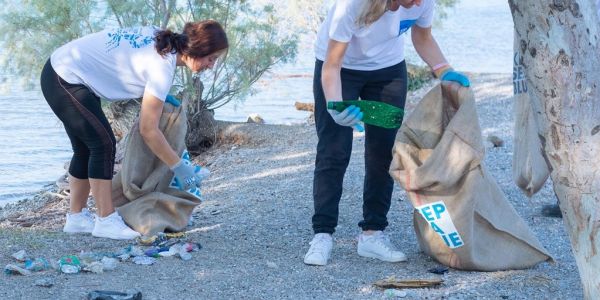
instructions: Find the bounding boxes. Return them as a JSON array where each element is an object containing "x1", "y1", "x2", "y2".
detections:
[
  {"x1": 40, "y1": 59, "x2": 116, "y2": 180},
  {"x1": 312, "y1": 59, "x2": 407, "y2": 234}
]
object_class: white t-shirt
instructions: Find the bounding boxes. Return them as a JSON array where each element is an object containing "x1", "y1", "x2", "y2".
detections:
[
  {"x1": 51, "y1": 26, "x2": 176, "y2": 102},
  {"x1": 315, "y1": 0, "x2": 434, "y2": 71}
]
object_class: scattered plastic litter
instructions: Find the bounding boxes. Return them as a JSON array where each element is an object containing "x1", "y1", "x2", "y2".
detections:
[
  {"x1": 101, "y1": 257, "x2": 119, "y2": 271},
  {"x1": 4, "y1": 233, "x2": 201, "y2": 278},
  {"x1": 4, "y1": 264, "x2": 32, "y2": 276},
  {"x1": 428, "y1": 266, "x2": 449, "y2": 275},
  {"x1": 34, "y1": 277, "x2": 54, "y2": 288},
  {"x1": 83, "y1": 261, "x2": 104, "y2": 274},
  {"x1": 132, "y1": 256, "x2": 156, "y2": 265},
  {"x1": 86, "y1": 289, "x2": 142, "y2": 300},
  {"x1": 59, "y1": 255, "x2": 81, "y2": 274},
  {"x1": 384, "y1": 289, "x2": 408, "y2": 298},
  {"x1": 11, "y1": 250, "x2": 28, "y2": 262},
  {"x1": 25, "y1": 258, "x2": 51, "y2": 272}
]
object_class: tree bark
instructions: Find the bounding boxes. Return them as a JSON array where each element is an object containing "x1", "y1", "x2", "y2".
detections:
[{"x1": 509, "y1": 1, "x2": 600, "y2": 298}]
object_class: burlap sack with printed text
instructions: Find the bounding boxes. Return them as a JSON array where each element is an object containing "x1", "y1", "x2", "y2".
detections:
[
  {"x1": 512, "y1": 32, "x2": 551, "y2": 197},
  {"x1": 389, "y1": 82, "x2": 553, "y2": 271},
  {"x1": 111, "y1": 103, "x2": 200, "y2": 235}
]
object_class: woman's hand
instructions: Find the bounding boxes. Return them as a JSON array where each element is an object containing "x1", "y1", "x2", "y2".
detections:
[{"x1": 170, "y1": 160, "x2": 202, "y2": 190}]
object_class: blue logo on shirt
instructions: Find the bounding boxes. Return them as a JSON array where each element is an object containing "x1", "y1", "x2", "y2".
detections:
[
  {"x1": 106, "y1": 28, "x2": 154, "y2": 52},
  {"x1": 398, "y1": 19, "x2": 417, "y2": 36}
]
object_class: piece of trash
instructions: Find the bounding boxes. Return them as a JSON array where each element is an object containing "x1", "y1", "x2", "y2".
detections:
[
  {"x1": 24, "y1": 258, "x2": 51, "y2": 272},
  {"x1": 427, "y1": 266, "x2": 449, "y2": 275},
  {"x1": 124, "y1": 246, "x2": 145, "y2": 257},
  {"x1": 4, "y1": 264, "x2": 32, "y2": 276},
  {"x1": 132, "y1": 256, "x2": 156, "y2": 265},
  {"x1": 101, "y1": 257, "x2": 119, "y2": 271},
  {"x1": 136, "y1": 232, "x2": 186, "y2": 246},
  {"x1": 11, "y1": 250, "x2": 28, "y2": 262},
  {"x1": 144, "y1": 248, "x2": 161, "y2": 258},
  {"x1": 117, "y1": 253, "x2": 131, "y2": 261},
  {"x1": 58, "y1": 255, "x2": 81, "y2": 274},
  {"x1": 373, "y1": 277, "x2": 443, "y2": 289},
  {"x1": 266, "y1": 261, "x2": 278, "y2": 269},
  {"x1": 158, "y1": 249, "x2": 177, "y2": 257},
  {"x1": 83, "y1": 261, "x2": 104, "y2": 274},
  {"x1": 384, "y1": 289, "x2": 407, "y2": 298},
  {"x1": 34, "y1": 277, "x2": 54, "y2": 288},
  {"x1": 86, "y1": 289, "x2": 142, "y2": 300},
  {"x1": 178, "y1": 248, "x2": 192, "y2": 261}
]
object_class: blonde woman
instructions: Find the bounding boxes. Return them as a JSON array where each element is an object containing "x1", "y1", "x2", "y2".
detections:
[{"x1": 305, "y1": 0, "x2": 469, "y2": 266}]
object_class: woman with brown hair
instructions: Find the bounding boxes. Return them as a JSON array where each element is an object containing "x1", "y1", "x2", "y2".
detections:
[
  {"x1": 40, "y1": 20, "x2": 228, "y2": 240},
  {"x1": 305, "y1": 0, "x2": 469, "y2": 265}
]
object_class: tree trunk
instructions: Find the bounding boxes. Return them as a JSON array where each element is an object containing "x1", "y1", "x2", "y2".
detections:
[{"x1": 509, "y1": 1, "x2": 600, "y2": 298}]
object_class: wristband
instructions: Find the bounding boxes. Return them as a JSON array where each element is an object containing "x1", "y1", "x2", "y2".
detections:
[
  {"x1": 434, "y1": 65, "x2": 453, "y2": 79},
  {"x1": 432, "y1": 62, "x2": 449, "y2": 71}
]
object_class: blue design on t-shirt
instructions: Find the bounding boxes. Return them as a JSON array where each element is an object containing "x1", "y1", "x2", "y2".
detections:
[
  {"x1": 106, "y1": 28, "x2": 154, "y2": 52},
  {"x1": 398, "y1": 19, "x2": 417, "y2": 36}
]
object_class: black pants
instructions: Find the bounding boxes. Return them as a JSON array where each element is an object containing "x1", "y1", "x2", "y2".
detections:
[
  {"x1": 312, "y1": 59, "x2": 407, "y2": 234},
  {"x1": 40, "y1": 59, "x2": 116, "y2": 180}
]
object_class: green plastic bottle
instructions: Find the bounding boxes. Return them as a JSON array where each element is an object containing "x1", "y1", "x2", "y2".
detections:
[{"x1": 327, "y1": 100, "x2": 404, "y2": 129}]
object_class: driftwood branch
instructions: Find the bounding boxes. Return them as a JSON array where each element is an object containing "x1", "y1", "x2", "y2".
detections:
[{"x1": 294, "y1": 101, "x2": 314, "y2": 112}]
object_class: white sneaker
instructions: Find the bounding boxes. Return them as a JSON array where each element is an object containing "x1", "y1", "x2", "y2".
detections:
[
  {"x1": 357, "y1": 231, "x2": 407, "y2": 262},
  {"x1": 63, "y1": 208, "x2": 95, "y2": 233},
  {"x1": 303, "y1": 233, "x2": 333, "y2": 266},
  {"x1": 92, "y1": 211, "x2": 141, "y2": 240}
]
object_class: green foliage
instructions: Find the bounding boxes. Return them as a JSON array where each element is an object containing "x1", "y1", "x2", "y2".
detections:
[
  {"x1": 407, "y1": 63, "x2": 433, "y2": 92},
  {"x1": 0, "y1": 0, "x2": 298, "y2": 111},
  {"x1": 0, "y1": 0, "x2": 102, "y2": 89}
]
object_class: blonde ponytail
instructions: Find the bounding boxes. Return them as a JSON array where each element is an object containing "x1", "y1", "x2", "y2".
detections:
[{"x1": 357, "y1": 0, "x2": 388, "y2": 27}]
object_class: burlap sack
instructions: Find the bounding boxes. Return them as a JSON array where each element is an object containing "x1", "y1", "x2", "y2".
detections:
[
  {"x1": 111, "y1": 103, "x2": 200, "y2": 235},
  {"x1": 389, "y1": 82, "x2": 553, "y2": 271},
  {"x1": 512, "y1": 32, "x2": 551, "y2": 197}
]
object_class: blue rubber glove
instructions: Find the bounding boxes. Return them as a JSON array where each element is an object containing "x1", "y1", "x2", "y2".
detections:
[
  {"x1": 170, "y1": 159, "x2": 202, "y2": 190},
  {"x1": 441, "y1": 70, "x2": 470, "y2": 87},
  {"x1": 327, "y1": 104, "x2": 364, "y2": 131},
  {"x1": 165, "y1": 94, "x2": 181, "y2": 107}
]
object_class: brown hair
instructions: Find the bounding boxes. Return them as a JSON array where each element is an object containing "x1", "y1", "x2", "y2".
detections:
[{"x1": 154, "y1": 20, "x2": 229, "y2": 58}]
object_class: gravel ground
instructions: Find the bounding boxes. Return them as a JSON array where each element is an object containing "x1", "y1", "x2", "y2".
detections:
[{"x1": 0, "y1": 73, "x2": 581, "y2": 299}]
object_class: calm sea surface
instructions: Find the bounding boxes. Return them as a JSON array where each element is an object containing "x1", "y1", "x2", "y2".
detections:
[{"x1": 0, "y1": 0, "x2": 514, "y2": 203}]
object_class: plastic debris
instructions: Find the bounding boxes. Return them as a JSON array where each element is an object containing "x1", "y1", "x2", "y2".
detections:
[
  {"x1": 83, "y1": 261, "x2": 104, "y2": 274},
  {"x1": 428, "y1": 266, "x2": 449, "y2": 275},
  {"x1": 132, "y1": 256, "x2": 156, "y2": 265},
  {"x1": 101, "y1": 257, "x2": 119, "y2": 271},
  {"x1": 178, "y1": 249, "x2": 192, "y2": 261},
  {"x1": 117, "y1": 253, "x2": 131, "y2": 262},
  {"x1": 384, "y1": 289, "x2": 407, "y2": 298},
  {"x1": 24, "y1": 258, "x2": 51, "y2": 272},
  {"x1": 4, "y1": 264, "x2": 32, "y2": 276},
  {"x1": 59, "y1": 255, "x2": 81, "y2": 274},
  {"x1": 128, "y1": 246, "x2": 145, "y2": 257},
  {"x1": 144, "y1": 247, "x2": 169, "y2": 258},
  {"x1": 34, "y1": 277, "x2": 54, "y2": 288},
  {"x1": 11, "y1": 250, "x2": 28, "y2": 262},
  {"x1": 86, "y1": 289, "x2": 142, "y2": 300}
]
